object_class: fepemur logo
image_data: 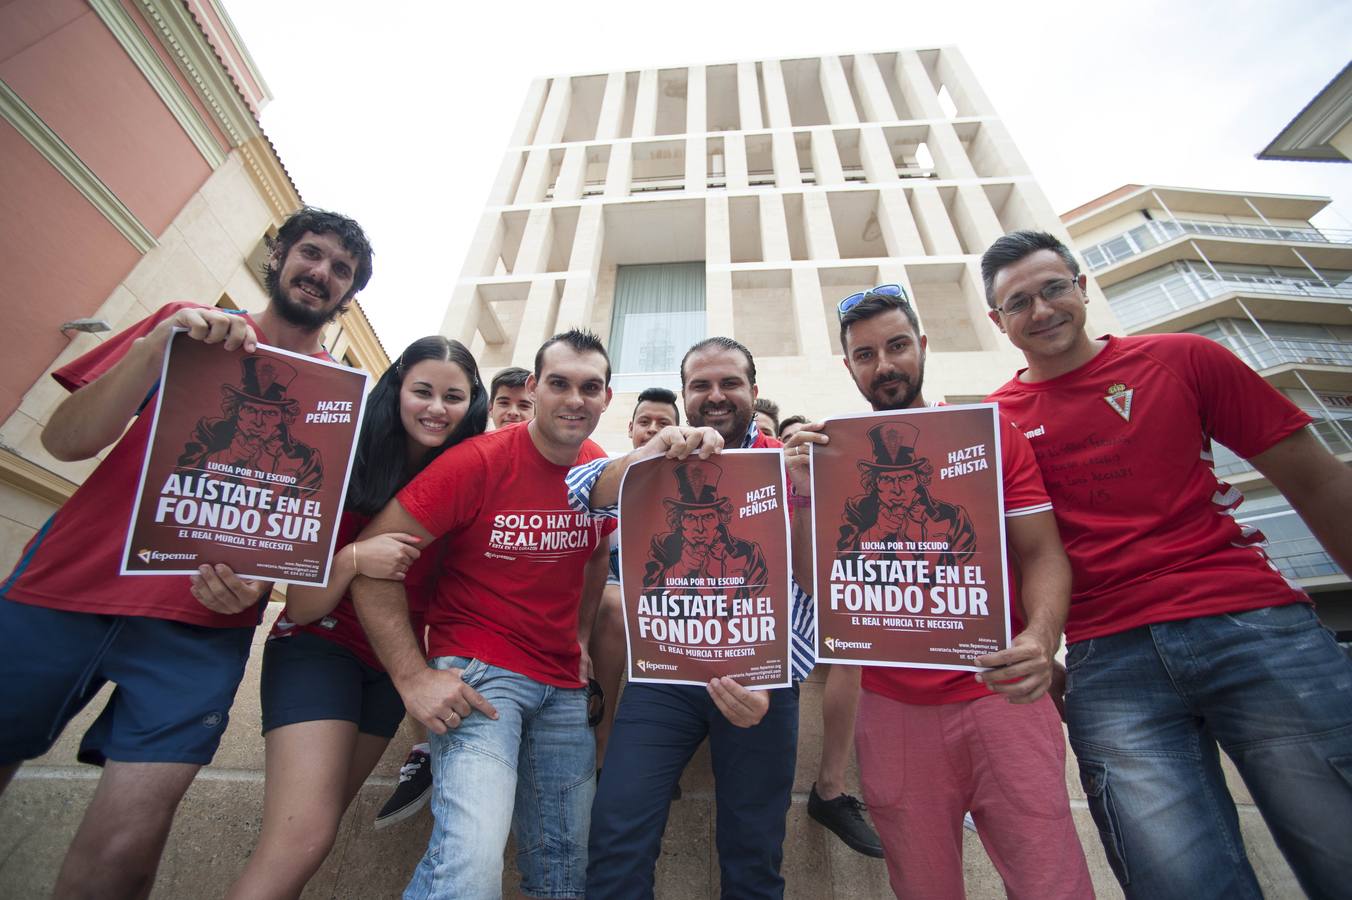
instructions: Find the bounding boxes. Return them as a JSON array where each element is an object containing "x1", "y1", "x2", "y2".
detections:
[{"x1": 137, "y1": 548, "x2": 198, "y2": 564}]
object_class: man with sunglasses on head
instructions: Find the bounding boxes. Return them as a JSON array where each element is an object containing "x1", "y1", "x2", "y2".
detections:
[
  {"x1": 780, "y1": 284, "x2": 1091, "y2": 898},
  {"x1": 983, "y1": 230, "x2": 1352, "y2": 900}
]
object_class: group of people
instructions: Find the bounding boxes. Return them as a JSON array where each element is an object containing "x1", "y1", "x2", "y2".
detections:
[{"x1": 0, "y1": 205, "x2": 1349, "y2": 900}]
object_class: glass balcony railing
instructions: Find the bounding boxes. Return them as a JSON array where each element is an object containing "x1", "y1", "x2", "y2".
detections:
[
  {"x1": 1105, "y1": 266, "x2": 1352, "y2": 330},
  {"x1": 1082, "y1": 219, "x2": 1352, "y2": 271},
  {"x1": 1260, "y1": 536, "x2": 1343, "y2": 580},
  {"x1": 1233, "y1": 503, "x2": 1345, "y2": 581},
  {"x1": 1212, "y1": 420, "x2": 1351, "y2": 477},
  {"x1": 1208, "y1": 334, "x2": 1352, "y2": 371}
]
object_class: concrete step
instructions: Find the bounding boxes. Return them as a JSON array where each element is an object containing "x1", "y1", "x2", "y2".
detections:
[
  {"x1": 0, "y1": 605, "x2": 1304, "y2": 898},
  {"x1": 0, "y1": 772, "x2": 1302, "y2": 899}
]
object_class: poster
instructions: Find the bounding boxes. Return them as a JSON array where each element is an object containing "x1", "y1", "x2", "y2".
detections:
[
  {"x1": 121, "y1": 332, "x2": 368, "y2": 585},
  {"x1": 618, "y1": 450, "x2": 791, "y2": 688},
  {"x1": 811, "y1": 405, "x2": 1009, "y2": 670}
]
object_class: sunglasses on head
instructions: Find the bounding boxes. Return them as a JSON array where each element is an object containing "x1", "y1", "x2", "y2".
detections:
[{"x1": 837, "y1": 283, "x2": 910, "y2": 320}]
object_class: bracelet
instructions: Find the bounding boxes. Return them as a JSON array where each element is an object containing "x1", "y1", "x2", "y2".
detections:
[{"x1": 351, "y1": 543, "x2": 358, "y2": 572}]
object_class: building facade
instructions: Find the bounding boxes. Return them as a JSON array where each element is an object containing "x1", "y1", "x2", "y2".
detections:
[
  {"x1": 441, "y1": 47, "x2": 1121, "y2": 450},
  {"x1": 1259, "y1": 61, "x2": 1352, "y2": 163},
  {"x1": 0, "y1": 0, "x2": 387, "y2": 576},
  {"x1": 1064, "y1": 184, "x2": 1352, "y2": 639}
]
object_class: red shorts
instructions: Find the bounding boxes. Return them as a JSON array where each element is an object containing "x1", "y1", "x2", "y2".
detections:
[{"x1": 855, "y1": 690, "x2": 1093, "y2": 899}]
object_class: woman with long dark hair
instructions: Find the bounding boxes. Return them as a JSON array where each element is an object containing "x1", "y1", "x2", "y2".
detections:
[{"x1": 227, "y1": 337, "x2": 487, "y2": 900}]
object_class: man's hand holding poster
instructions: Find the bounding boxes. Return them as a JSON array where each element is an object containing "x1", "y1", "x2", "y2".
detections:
[
  {"x1": 122, "y1": 332, "x2": 367, "y2": 585},
  {"x1": 618, "y1": 450, "x2": 791, "y2": 688},
  {"x1": 811, "y1": 405, "x2": 1010, "y2": 670}
]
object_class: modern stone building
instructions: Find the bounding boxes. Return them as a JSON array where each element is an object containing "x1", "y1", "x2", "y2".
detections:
[
  {"x1": 1064, "y1": 184, "x2": 1352, "y2": 640},
  {"x1": 1259, "y1": 61, "x2": 1352, "y2": 163},
  {"x1": 440, "y1": 47, "x2": 1120, "y2": 451}
]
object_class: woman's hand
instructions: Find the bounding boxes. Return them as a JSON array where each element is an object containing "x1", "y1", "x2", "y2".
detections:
[{"x1": 353, "y1": 533, "x2": 423, "y2": 580}]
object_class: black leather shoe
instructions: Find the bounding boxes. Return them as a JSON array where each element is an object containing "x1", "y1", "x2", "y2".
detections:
[{"x1": 808, "y1": 782, "x2": 885, "y2": 858}]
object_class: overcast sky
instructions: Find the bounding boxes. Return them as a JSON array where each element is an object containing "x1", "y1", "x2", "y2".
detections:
[{"x1": 224, "y1": 0, "x2": 1352, "y2": 355}]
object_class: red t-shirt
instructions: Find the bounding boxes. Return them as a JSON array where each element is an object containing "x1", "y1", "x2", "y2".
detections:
[
  {"x1": 987, "y1": 334, "x2": 1312, "y2": 644},
  {"x1": 396, "y1": 422, "x2": 614, "y2": 688},
  {"x1": 1, "y1": 302, "x2": 333, "y2": 629},
  {"x1": 269, "y1": 509, "x2": 439, "y2": 670},
  {"x1": 862, "y1": 414, "x2": 1054, "y2": 705}
]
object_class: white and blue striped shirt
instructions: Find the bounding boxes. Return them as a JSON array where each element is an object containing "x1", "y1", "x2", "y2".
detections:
[{"x1": 566, "y1": 419, "x2": 817, "y2": 683}]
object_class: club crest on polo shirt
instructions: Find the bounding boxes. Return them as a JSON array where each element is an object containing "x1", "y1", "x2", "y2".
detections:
[{"x1": 1103, "y1": 382, "x2": 1134, "y2": 422}]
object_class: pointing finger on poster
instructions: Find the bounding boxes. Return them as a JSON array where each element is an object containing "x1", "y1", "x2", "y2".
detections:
[{"x1": 708, "y1": 676, "x2": 770, "y2": 728}]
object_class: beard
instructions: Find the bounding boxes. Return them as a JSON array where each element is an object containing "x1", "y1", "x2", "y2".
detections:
[
  {"x1": 866, "y1": 370, "x2": 924, "y2": 411},
  {"x1": 690, "y1": 402, "x2": 752, "y2": 445},
  {"x1": 268, "y1": 273, "x2": 346, "y2": 331}
]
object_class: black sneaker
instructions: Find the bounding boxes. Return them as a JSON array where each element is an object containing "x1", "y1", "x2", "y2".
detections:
[
  {"x1": 374, "y1": 748, "x2": 432, "y2": 830},
  {"x1": 808, "y1": 783, "x2": 884, "y2": 858}
]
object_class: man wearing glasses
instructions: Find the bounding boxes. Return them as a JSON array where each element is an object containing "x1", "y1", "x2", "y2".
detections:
[
  {"x1": 781, "y1": 284, "x2": 1092, "y2": 898},
  {"x1": 983, "y1": 230, "x2": 1352, "y2": 899}
]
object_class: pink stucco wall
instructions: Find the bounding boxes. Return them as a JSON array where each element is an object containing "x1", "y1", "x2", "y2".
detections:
[
  {"x1": 0, "y1": 0, "x2": 85, "y2": 65},
  {"x1": 0, "y1": 121, "x2": 142, "y2": 422},
  {"x1": 1, "y1": 1, "x2": 213, "y2": 238},
  {"x1": 122, "y1": 0, "x2": 232, "y2": 156}
]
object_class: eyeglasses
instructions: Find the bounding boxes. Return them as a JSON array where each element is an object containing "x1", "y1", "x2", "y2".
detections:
[
  {"x1": 994, "y1": 277, "x2": 1080, "y2": 317},
  {"x1": 837, "y1": 283, "x2": 910, "y2": 320}
]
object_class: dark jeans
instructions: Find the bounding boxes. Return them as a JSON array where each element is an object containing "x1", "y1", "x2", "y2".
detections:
[
  {"x1": 587, "y1": 681, "x2": 800, "y2": 900},
  {"x1": 1065, "y1": 603, "x2": 1352, "y2": 900}
]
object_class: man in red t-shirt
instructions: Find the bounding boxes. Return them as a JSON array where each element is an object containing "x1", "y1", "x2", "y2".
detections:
[
  {"x1": 0, "y1": 208, "x2": 373, "y2": 898},
  {"x1": 373, "y1": 364, "x2": 545, "y2": 830},
  {"x1": 350, "y1": 330, "x2": 614, "y2": 899},
  {"x1": 982, "y1": 230, "x2": 1352, "y2": 899},
  {"x1": 782, "y1": 289, "x2": 1092, "y2": 898}
]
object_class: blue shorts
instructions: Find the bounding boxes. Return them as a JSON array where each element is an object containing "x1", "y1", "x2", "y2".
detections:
[
  {"x1": 0, "y1": 598, "x2": 253, "y2": 767},
  {"x1": 260, "y1": 631, "x2": 405, "y2": 738},
  {"x1": 606, "y1": 546, "x2": 620, "y2": 587}
]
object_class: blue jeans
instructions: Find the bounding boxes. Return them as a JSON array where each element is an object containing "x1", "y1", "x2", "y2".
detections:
[
  {"x1": 404, "y1": 657, "x2": 594, "y2": 900},
  {"x1": 587, "y1": 682, "x2": 799, "y2": 900},
  {"x1": 1065, "y1": 603, "x2": 1352, "y2": 900}
]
